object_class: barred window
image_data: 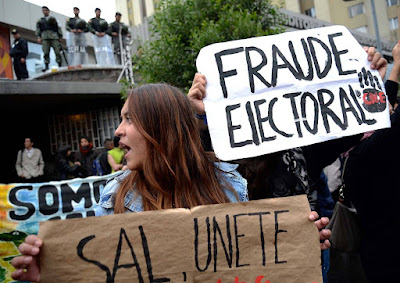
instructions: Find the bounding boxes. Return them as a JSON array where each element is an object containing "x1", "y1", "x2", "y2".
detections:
[{"x1": 48, "y1": 107, "x2": 120, "y2": 154}]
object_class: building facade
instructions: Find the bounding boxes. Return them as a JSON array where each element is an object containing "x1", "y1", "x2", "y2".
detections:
[
  {"x1": 115, "y1": 0, "x2": 159, "y2": 26},
  {"x1": 0, "y1": 0, "x2": 124, "y2": 183},
  {"x1": 123, "y1": 0, "x2": 397, "y2": 58},
  {"x1": 273, "y1": 0, "x2": 399, "y2": 51},
  {"x1": 0, "y1": 0, "x2": 100, "y2": 79}
]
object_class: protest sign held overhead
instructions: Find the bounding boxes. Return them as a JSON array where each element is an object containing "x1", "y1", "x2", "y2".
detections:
[
  {"x1": 196, "y1": 25, "x2": 390, "y2": 161},
  {"x1": 38, "y1": 195, "x2": 322, "y2": 283}
]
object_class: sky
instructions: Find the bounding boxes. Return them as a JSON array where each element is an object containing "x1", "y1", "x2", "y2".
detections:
[{"x1": 24, "y1": 0, "x2": 117, "y2": 23}]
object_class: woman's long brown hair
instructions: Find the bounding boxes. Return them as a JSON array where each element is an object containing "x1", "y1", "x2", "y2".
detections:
[{"x1": 114, "y1": 84, "x2": 234, "y2": 213}]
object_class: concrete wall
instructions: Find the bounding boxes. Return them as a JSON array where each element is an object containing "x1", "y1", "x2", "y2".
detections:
[{"x1": 0, "y1": 0, "x2": 68, "y2": 36}]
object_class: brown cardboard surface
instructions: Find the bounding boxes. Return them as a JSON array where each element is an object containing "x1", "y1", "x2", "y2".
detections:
[{"x1": 38, "y1": 195, "x2": 322, "y2": 282}]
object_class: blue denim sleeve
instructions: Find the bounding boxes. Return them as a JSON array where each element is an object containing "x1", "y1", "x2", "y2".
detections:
[
  {"x1": 216, "y1": 162, "x2": 248, "y2": 203},
  {"x1": 94, "y1": 171, "x2": 130, "y2": 216}
]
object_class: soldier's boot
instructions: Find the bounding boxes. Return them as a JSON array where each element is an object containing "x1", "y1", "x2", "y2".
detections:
[
  {"x1": 42, "y1": 63, "x2": 49, "y2": 72},
  {"x1": 58, "y1": 62, "x2": 62, "y2": 67}
]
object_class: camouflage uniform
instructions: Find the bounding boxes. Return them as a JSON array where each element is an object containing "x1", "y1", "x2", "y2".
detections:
[
  {"x1": 88, "y1": 17, "x2": 106, "y2": 34},
  {"x1": 107, "y1": 21, "x2": 130, "y2": 62},
  {"x1": 66, "y1": 17, "x2": 88, "y2": 32},
  {"x1": 36, "y1": 16, "x2": 63, "y2": 66}
]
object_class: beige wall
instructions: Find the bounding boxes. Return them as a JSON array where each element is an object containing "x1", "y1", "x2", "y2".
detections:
[
  {"x1": 272, "y1": 0, "x2": 301, "y2": 12},
  {"x1": 314, "y1": 0, "x2": 331, "y2": 22},
  {"x1": 117, "y1": 0, "x2": 158, "y2": 26},
  {"x1": 277, "y1": 0, "x2": 398, "y2": 42},
  {"x1": 115, "y1": 0, "x2": 130, "y2": 25},
  {"x1": 299, "y1": 0, "x2": 314, "y2": 14}
]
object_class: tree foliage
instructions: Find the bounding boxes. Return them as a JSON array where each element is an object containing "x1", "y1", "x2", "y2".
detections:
[{"x1": 136, "y1": 0, "x2": 285, "y2": 91}]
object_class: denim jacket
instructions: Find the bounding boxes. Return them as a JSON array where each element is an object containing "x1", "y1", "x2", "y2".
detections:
[{"x1": 95, "y1": 162, "x2": 248, "y2": 216}]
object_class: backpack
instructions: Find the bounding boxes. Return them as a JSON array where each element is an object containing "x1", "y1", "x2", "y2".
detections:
[{"x1": 92, "y1": 155, "x2": 103, "y2": 176}]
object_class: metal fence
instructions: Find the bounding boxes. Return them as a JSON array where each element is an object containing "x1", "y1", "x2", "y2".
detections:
[{"x1": 130, "y1": 17, "x2": 152, "y2": 54}]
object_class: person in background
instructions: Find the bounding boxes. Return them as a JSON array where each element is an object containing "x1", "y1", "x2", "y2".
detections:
[
  {"x1": 57, "y1": 145, "x2": 82, "y2": 180},
  {"x1": 88, "y1": 8, "x2": 107, "y2": 38},
  {"x1": 75, "y1": 136, "x2": 97, "y2": 177},
  {"x1": 15, "y1": 137, "x2": 44, "y2": 183},
  {"x1": 65, "y1": 7, "x2": 87, "y2": 33},
  {"x1": 99, "y1": 138, "x2": 113, "y2": 175},
  {"x1": 107, "y1": 136, "x2": 125, "y2": 173},
  {"x1": 107, "y1": 12, "x2": 130, "y2": 64},
  {"x1": 35, "y1": 6, "x2": 63, "y2": 71},
  {"x1": 341, "y1": 43, "x2": 398, "y2": 282},
  {"x1": 9, "y1": 29, "x2": 29, "y2": 80}
]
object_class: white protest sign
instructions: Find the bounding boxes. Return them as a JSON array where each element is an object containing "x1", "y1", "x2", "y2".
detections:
[{"x1": 196, "y1": 25, "x2": 390, "y2": 161}]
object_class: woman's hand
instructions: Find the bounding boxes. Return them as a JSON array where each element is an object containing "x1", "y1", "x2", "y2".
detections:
[
  {"x1": 11, "y1": 235, "x2": 42, "y2": 282},
  {"x1": 188, "y1": 73, "x2": 207, "y2": 115},
  {"x1": 309, "y1": 211, "x2": 331, "y2": 250},
  {"x1": 364, "y1": 46, "x2": 387, "y2": 80}
]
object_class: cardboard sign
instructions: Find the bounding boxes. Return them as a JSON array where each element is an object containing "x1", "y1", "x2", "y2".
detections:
[
  {"x1": 39, "y1": 195, "x2": 322, "y2": 282},
  {"x1": 196, "y1": 25, "x2": 390, "y2": 161}
]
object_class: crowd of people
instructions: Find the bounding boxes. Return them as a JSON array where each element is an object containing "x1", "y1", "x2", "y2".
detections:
[
  {"x1": 15, "y1": 135, "x2": 127, "y2": 183},
  {"x1": 10, "y1": 26, "x2": 399, "y2": 283},
  {"x1": 10, "y1": 5, "x2": 131, "y2": 79}
]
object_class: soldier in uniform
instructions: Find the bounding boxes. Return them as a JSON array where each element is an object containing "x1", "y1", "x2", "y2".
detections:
[
  {"x1": 36, "y1": 6, "x2": 63, "y2": 71},
  {"x1": 65, "y1": 7, "x2": 88, "y2": 33},
  {"x1": 66, "y1": 7, "x2": 88, "y2": 65},
  {"x1": 9, "y1": 29, "x2": 29, "y2": 80},
  {"x1": 107, "y1": 12, "x2": 131, "y2": 64},
  {"x1": 88, "y1": 8, "x2": 108, "y2": 37}
]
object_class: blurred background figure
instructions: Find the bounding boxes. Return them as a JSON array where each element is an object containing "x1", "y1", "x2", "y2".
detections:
[
  {"x1": 57, "y1": 145, "x2": 83, "y2": 180},
  {"x1": 107, "y1": 136, "x2": 125, "y2": 173},
  {"x1": 88, "y1": 8, "x2": 107, "y2": 38},
  {"x1": 15, "y1": 137, "x2": 44, "y2": 183},
  {"x1": 36, "y1": 6, "x2": 63, "y2": 71},
  {"x1": 65, "y1": 7, "x2": 89, "y2": 65},
  {"x1": 65, "y1": 7, "x2": 87, "y2": 34},
  {"x1": 75, "y1": 136, "x2": 97, "y2": 177},
  {"x1": 92, "y1": 138, "x2": 113, "y2": 176},
  {"x1": 9, "y1": 29, "x2": 29, "y2": 80},
  {"x1": 107, "y1": 12, "x2": 130, "y2": 65}
]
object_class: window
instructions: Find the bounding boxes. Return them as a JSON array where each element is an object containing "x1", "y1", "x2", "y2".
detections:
[
  {"x1": 389, "y1": 17, "x2": 399, "y2": 30},
  {"x1": 354, "y1": 25, "x2": 368, "y2": 33},
  {"x1": 305, "y1": 8, "x2": 316, "y2": 18},
  {"x1": 26, "y1": 41, "x2": 58, "y2": 77},
  {"x1": 348, "y1": 3, "x2": 365, "y2": 18},
  {"x1": 386, "y1": 0, "x2": 398, "y2": 6},
  {"x1": 48, "y1": 107, "x2": 121, "y2": 154}
]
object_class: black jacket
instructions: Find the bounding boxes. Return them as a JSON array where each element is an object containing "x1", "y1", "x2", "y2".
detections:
[
  {"x1": 10, "y1": 38, "x2": 28, "y2": 59},
  {"x1": 343, "y1": 81, "x2": 400, "y2": 282}
]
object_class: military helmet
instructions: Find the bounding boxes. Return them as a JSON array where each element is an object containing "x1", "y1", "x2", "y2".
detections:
[
  {"x1": 75, "y1": 19, "x2": 87, "y2": 30},
  {"x1": 121, "y1": 25, "x2": 129, "y2": 35},
  {"x1": 99, "y1": 19, "x2": 108, "y2": 32},
  {"x1": 47, "y1": 16, "x2": 57, "y2": 27}
]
